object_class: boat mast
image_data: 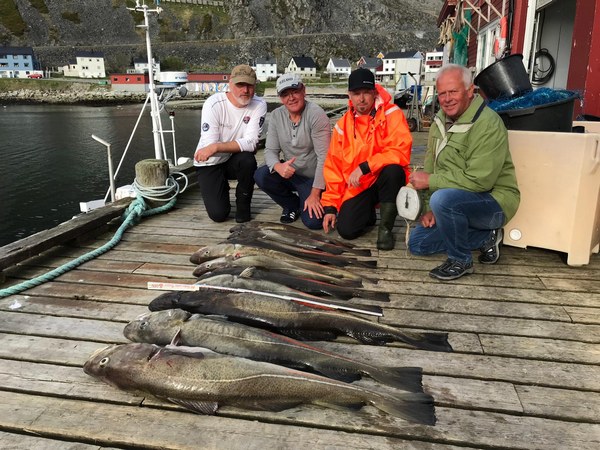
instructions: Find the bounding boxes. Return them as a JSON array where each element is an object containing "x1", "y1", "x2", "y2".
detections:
[{"x1": 130, "y1": 1, "x2": 163, "y2": 160}]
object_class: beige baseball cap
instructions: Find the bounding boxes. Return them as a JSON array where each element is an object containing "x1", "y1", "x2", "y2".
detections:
[{"x1": 230, "y1": 64, "x2": 257, "y2": 85}]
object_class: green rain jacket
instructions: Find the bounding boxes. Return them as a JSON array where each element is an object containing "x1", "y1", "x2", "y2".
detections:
[{"x1": 423, "y1": 95, "x2": 520, "y2": 223}]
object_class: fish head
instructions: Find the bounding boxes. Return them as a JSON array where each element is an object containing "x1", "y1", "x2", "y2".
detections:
[
  {"x1": 189, "y1": 243, "x2": 235, "y2": 264},
  {"x1": 124, "y1": 309, "x2": 190, "y2": 344},
  {"x1": 148, "y1": 290, "x2": 189, "y2": 311},
  {"x1": 83, "y1": 343, "x2": 160, "y2": 390},
  {"x1": 193, "y1": 256, "x2": 232, "y2": 277}
]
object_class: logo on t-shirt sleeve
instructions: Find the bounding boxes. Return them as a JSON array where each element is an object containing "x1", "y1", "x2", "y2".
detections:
[
  {"x1": 259, "y1": 116, "x2": 265, "y2": 127},
  {"x1": 202, "y1": 123, "x2": 210, "y2": 132}
]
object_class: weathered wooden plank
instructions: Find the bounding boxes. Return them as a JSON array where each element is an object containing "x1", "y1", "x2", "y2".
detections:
[
  {"x1": 541, "y1": 276, "x2": 600, "y2": 293},
  {"x1": 479, "y1": 334, "x2": 600, "y2": 364},
  {"x1": 382, "y1": 309, "x2": 600, "y2": 344},
  {"x1": 0, "y1": 431, "x2": 117, "y2": 450},
  {"x1": 0, "y1": 391, "x2": 458, "y2": 450},
  {"x1": 565, "y1": 306, "x2": 600, "y2": 324},
  {"x1": 18, "y1": 281, "x2": 157, "y2": 304},
  {"x1": 515, "y1": 385, "x2": 600, "y2": 423},
  {"x1": 1, "y1": 390, "x2": 598, "y2": 450},
  {"x1": 0, "y1": 295, "x2": 147, "y2": 321},
  {"x1": 0, "y1": 311, "x2": 127, "y2": 344}
]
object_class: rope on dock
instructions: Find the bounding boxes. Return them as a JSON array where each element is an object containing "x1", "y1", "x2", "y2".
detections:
[{"x1": 0, "y1": 180, "x2": 180, "y2": 299}]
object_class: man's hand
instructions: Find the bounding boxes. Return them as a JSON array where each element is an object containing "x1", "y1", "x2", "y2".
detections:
[
  {"x1": 194, "y1": 143, "x2": 218, "y2": 162},
  {"x1": 275, "y1": 157, "x2": 297, "y2": 179},
  {"x1": 420, "y1": 210, "x2": 436, "y2": 228},
  {"x1": 348, "y1": 166, "x2": 363, "y2": 188},
  {"x1": 304, "y1": 189, "x2": 324, "y2": 219},
  {"x1": 409, "y1": 171, "x2": 430, "y2": 190},
  {"x1": 323, "y1": 213, "x2": 337, "y2": 233}
]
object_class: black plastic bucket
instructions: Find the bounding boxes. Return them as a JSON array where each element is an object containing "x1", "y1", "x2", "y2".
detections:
[
  {"x1": 474, "y1": 54, "x2": 533, "y2": 100},
  {"x1": 497, "y1": 94, "x2": 577, "y2": 132}
]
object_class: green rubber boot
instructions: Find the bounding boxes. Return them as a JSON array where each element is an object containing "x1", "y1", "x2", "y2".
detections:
[{"x1": 377, "y1": 202, "x2": 398, "y2": 251}]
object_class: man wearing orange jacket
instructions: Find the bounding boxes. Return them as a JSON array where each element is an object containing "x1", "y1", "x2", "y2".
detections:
[{"x1": 322, "y1": 68, "x2": 412, "y2": 250}]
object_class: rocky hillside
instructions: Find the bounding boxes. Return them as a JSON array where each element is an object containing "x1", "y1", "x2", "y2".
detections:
[{"x1": 0, "y1": 0, "x2": 443, "y2": 72}]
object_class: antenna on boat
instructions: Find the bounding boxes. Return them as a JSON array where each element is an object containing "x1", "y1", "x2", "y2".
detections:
[{"x1": 128, "y1": 0, "x2": 164, "y2": 160}]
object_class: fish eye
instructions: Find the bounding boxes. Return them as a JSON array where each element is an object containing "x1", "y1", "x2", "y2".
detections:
[
  {"x1": 139, "y1": 321, "x2": 148, "y2": 330},
  {"x1": 99, "y1": 357, "x2": 110, "y2": 366}
]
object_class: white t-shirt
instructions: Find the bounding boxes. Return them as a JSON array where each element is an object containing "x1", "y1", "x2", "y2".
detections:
[{"x1": 194, "y1": 92, "x2": 267, "y2": 167}]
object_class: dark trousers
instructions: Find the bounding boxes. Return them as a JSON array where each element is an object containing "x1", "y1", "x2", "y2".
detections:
[
  {"x1": 254, "y1": 165, "x2": 323, "y2": 230},
  {"x1": 196, "y1": 152, "x2": 257, "y2": 222},
  {"x1": 336, "y1": 164, "x2": 406, "y2": 240}
]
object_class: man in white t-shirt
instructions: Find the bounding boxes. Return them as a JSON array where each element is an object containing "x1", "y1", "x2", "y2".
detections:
[{"x1": 193, "y1": 65, "x2": 267, "y2": 223}]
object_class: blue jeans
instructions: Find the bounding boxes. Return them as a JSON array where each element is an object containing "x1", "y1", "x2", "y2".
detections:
[
  {"x1": 254, "y1": 165, "x2": 323, "y2": 229},
  {"x1": 408, "y1": 188, "x2": 505, "y2": 263}
]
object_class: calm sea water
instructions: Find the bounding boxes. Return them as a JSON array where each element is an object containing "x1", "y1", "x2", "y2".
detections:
[{"x1": 0, "y1": 103, "x2": 203, "y2": 247}]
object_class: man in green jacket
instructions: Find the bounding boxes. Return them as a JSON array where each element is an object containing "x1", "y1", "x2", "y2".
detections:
[{"x1": 408, "y1": 64, "x2": 520, "y2": 281}]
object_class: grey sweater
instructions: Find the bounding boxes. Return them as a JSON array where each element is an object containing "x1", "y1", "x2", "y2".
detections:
[{"x1": 264, "y1": 101, "x2": 331, "y2": 190}]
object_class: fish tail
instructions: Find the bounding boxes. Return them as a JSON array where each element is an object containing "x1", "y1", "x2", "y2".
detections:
[
  {"x1": 366, "y1": 366, "x2": 424, "y2": 392},
  {"x1": 347, "y1": 248, "x2": 372, "y2": 257},
  {"x1": 353, "y1": 289, "x2": 390, "y2": 302},
  {"x1": 399, "y1": 331, "x2": 453, "y2": 353},
  {"x1": 371, "y1": 391, "x2": 436, "y2": 425}
]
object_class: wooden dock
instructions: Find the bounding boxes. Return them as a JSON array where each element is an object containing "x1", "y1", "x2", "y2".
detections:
[{"x1": 0, "y1": 146, "x2": 599, "y2": 449}]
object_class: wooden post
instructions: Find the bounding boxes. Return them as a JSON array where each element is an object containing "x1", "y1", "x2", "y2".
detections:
[{"x1": 135, "y1": 159, "x2": 170, "y2": 209}]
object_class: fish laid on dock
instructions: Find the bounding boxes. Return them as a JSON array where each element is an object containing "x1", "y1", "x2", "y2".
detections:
[
  {"x1": 124, "y1": 309, "x2": 423, "y2": 392},
  {"x1": 196, "y1": 266, "x2": 390, "y2": 302},
  {"x1": 83, "y1": 343, "x2": 436, "y2": 425},
  {"x1": 192, "y1": 254, "x2": 362, "y2": 287},
  {"x1": 230, "y1": 221, "x2": 365, "y2": 253},
  {"x1": 148, "y1": 290, "x2": 453, "y2": 353},
  {"x1": 191, "y1": 244, "x2": 372, "y2": 284}
]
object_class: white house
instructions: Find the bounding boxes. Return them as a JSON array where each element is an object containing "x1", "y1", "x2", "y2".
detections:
[
  {"x1": 62, "y1": 51, "x2": 106, "y2": 78},
  {"x1": 379, "y1": 50, "x2": 423, "y2": 85},
  {"x1": 325, "y1": 58, "x2": 351, "y2": 78},
  {"x1": 285, "y1": 56, "x2": 317, "y2": 78},
  {"x1": 254, "y1": 57, "x2": 277, "y2": 82},
  {"x1": 423, "y1": 48, "x2": 443, "y2": 83},
  {"x1": 128, "y1": 57, "x2": 161, "y2": 75}
]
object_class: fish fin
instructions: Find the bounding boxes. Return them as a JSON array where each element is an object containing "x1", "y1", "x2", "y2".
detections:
[
  {"x1": 352, "y1": 290, "x2": 390, "y2": 302},
  {"x1": 372, "y1": 391, "x2": 436, "y2": 425},
  {"x1": 169, "y1": 398, "x2": 219, "y2": 415},
  {"x1": 238, "y1": 267, "x2": 256, "y2": 278},
  {"x1": 397, "y1": 332, "x2": 453, "y2": 353},
  {"x1": 169, "y1": 328, "x2": 183, "y2": 346},
  {"x1": 313, "y1": 367, "x2": 362, "y2": 384},
  {"x1": 346, "y1": 248, "x2": 372, "y2": 257},
  {"x1": 234, "y1": 399, "x2": 304, "y2": 412},
  {"x1": 280, "y1": 329, "x2": 340, "y2": 341},
  {"x1": 366, "y1": 366, "x2": 424, "y2": 393},
  {"x1": 350, "y1": 259, "x2": 378, "y2": 268}
]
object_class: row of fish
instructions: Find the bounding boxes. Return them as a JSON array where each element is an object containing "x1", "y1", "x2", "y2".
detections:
[
  {"x1": 83, "y1": 222, "x2": 449, "y2": 425},
  {"x1": 84, "y1": 307, "x2": 436, "y2": 425}
]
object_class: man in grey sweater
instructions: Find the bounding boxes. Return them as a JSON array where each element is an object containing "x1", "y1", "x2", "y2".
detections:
[{"x1": 254, "y1": 73, "x2": 331, "y2": 229}]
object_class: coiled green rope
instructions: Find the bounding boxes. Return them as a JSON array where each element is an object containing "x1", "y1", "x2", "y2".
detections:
[{"x1": 0, "y1": 195, "x2": 176, "y2": 299}]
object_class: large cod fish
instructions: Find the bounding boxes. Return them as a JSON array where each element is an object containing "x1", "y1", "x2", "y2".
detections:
[
  {"x1": 124, "y1": 309, "x2": 422, "y2": 391},
  {"x1": 83, "y1": 342, "x2": 436, "y2": 425},
  {"x1": 148, "y1": 291, "x2": 453, "y2": 353}
]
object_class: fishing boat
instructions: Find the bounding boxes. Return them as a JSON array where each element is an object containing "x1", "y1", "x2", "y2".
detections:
[{"x1": 0, "y1": 1, "x2": 599, "y2": 448}]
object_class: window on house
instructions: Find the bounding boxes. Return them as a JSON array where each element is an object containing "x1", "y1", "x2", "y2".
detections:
[{"x1": 476, "y1": 20, "x2": 500, "y2": 74}]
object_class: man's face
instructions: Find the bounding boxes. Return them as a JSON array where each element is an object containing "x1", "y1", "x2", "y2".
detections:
[
  {"x1": 349, "y1": 88, "x2": 376, "y2": 116},
  {"x1": 436, "y1": 69, "x2": 474, "y2": 120},
  {"x1": 279, "y1": 86, "x2": 306, "y2": 115},
  {"x1": 228, "y1": 82, "x2": 255, "y2": 107}
]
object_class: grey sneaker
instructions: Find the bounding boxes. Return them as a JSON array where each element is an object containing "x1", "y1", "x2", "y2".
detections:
[
  {"x1": 429, "y1": 258, "x2": 474, "y2": 281},
  {"x1": 478, "y1": 228, "x2": 503, "y2": 264}
]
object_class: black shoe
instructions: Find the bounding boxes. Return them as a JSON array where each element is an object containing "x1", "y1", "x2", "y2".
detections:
[
  {"x1": 429, "y1": 258, "x2": 474, "y2": 281},
  {"x1": 478, "y1": 228, "x2": 503, "y2": 264},
  {"x1": 235, "y1": 204, "x2": 251, "y2": 223},
  {"x1": 280, "y1": 209, "x2": 300, "y2": 224}
]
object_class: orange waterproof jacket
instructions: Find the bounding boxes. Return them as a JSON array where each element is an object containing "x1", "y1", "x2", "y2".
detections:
[{"x1": 321, "y1": 84, "x2": 412, "y2": 213}]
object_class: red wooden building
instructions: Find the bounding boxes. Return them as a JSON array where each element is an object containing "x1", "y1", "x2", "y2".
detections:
[{"x1": 437, "y1": 0, "x2": 600, "y2": 118}]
